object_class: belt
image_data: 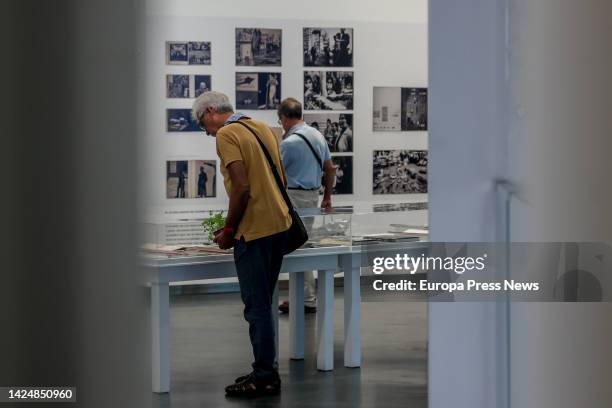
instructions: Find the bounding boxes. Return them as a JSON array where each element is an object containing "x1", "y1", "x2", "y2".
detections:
[{"x1": 288, "y1": 186, "x2": 319, "y2": 191}]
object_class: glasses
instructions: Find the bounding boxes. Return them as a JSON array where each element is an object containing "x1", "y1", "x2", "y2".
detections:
[{"x1": 198, "y1": 112, "x2": 207, "y2": 132}]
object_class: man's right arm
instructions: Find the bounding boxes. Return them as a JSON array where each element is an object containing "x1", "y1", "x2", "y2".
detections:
[{"x1": 321, "y1": 159, "x2": 335, "y2": 210}]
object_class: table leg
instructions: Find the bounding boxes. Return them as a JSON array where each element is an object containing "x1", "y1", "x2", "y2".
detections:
[
  {"x1": 343, "y1": 257, "x2": 361, "y2": 368},
  {"x1": 151, "y1": 282, "x2": 170, "y2": 393},
  {"x1": 316, "y1": 269, "x2": 334, "y2": 371},
  {"x1": 273, "y1": 283, "x2": 279, "y2": 357},
  {"x1": 289, "y1": 272, "x2": 305, "y2": 360}
]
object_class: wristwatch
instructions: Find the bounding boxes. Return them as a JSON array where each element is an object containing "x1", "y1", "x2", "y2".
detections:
[{"x1": 223, "y1": 226, "x2": 235, "y2": 234}]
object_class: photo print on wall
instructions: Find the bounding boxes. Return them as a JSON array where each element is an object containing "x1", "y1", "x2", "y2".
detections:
[
  {"x1": 303, "y1": 27, "x2": 353, "y2": 67},
  {"x1": 166, "y1": 109, "x2": 200, "y2": 132},
  {"x1": 321, "y1": 156, "x2": 353, "y2": 195},
  {"x1": 166, "y1": 160, "x2": 217, "y2": 199},
  {"x1": 373, "y1": 150, "x2": 428, "y2": 194},
  {"x1": 373, "y1": 87, "x2": 428, "y2": 131},
  {"x1": 194, "y1": 75, "x2": 212, "y2": 97},
  {"x1": 166, "y1": 75, "x2": 212, "y2": 99},
  {"x1": 373, "y1": 87, "x2": 401, "y2": 131},
  {"x1": 236, "y1": 72, "x2": 281, "y2": 110},
  {"x1": 304, "y1": 71, "x2": 353, "y2": 110},
  {"x1": 401, "y1": 88, "x2": 428, "y2": 131},
  {"x1": 166, "y1": 75, "x2": 190, "y2": 98},
  {"x1": 166, "y1": 41, "x2": 211, "y2": 65},
  {"x1": 235, "y1": 28, "x2": 282, "y2": 66},
  {"x1": 303, "y1": 113, "x2": 353, "y2": 153}
]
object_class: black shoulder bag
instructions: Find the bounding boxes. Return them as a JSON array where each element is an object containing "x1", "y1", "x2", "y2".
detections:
[
  {"x1": 232, "y1": 120, "x2": 308, "y2": 254},
  {"x1": 292, "y1": 132, "x2": 323, "y2": 170}
]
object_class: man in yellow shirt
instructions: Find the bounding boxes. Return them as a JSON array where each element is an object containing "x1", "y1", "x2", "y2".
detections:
[{"x1": 192, "y1": 91, "x2": 291, "y2": 398}]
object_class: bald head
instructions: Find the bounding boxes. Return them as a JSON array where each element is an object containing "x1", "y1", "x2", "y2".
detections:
[{"x1": 277, "y1": 98, "x2": 303, "y2": 132}]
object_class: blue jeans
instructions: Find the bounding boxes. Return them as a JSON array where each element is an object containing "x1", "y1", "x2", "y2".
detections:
[{"x1": 234, "y1": 230, "x2": 288, "y2": 383}]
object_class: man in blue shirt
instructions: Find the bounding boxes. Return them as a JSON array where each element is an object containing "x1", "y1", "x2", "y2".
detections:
[{"x1": 277, "y1": 98, "x2": 336, "y2": 313}]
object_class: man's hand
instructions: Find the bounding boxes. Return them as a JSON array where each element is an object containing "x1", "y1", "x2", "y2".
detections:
[
  {"x1": 320, "y1": 197, "x2": 332, "y2": 212},
  {"x1": 213, "y1": 230, "x2": 235, "y2": 250}
]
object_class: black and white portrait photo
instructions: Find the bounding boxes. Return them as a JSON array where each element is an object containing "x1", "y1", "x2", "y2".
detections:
[
  {"x1": 166, "y1": 41, "x2": 211, "y2": 65},
  {"x1": 373, "y1": 150, "x2": 428, "y2": 194},
  {"x1": 188, "y1": 41, "x2": 211, "y2": 65},
  {"x1": 321, "y1": 156, "x2": 353, "y2": 195},
  {"x1": 373, "y1": 87, "x2": 401, "y2": 131},
  {"x1": 166, "y1": 160, "x2": 216, "y2": 199},
  {"x1": 235, "y1": 28, "x2": 282, "y2": 66},
  {"x1": 304, "y1": 71, "x2": 353, "y2": 110},
  {"x1": 401, "y1": 88, "x2": 428, "y2": 131},
  {"x1": 194, "y1": 75, "x2": 212, "y2": 97},
  {"x1": 166, "y1": 75, "x2": 190, "y2": 98},
  {"x1": 167, "y1": 109, "x2": 200, "y2": 132},
  {"x1": 236, "y1": 72, "x2": 281, "y2": 110},
  {"x1": 304, "y1": 113, "x2": 353, "y2": 153},
  {"x1": 303, "y1": 27, "x2": 353, "y2": 67}
]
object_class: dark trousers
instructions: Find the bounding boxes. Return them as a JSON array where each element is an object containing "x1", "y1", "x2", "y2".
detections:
[{"x1": 234, "y1": 230, "x2": 288, "y2": 383}]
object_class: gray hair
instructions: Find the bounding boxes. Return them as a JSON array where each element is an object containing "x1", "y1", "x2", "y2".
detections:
[{"x1": 191, "y1": 91, "x2": 234, "y2": 121}]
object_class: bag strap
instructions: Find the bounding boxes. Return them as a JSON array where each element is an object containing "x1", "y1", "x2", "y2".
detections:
[
  {"x1": 231, "y1": 120, "x2": 295, "y2": 210},
  {"x1": 292, "y1": 132, "x2": 323, "y2": 170}
]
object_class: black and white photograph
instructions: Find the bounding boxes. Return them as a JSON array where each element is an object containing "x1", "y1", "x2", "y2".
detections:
[
  {"x1": 166, "y1": 160, "x2": 216, "y2": 199},
  {"x1": 166, "y1": 75, "x2": 190, "y2": 98},
  {"x1": 194, "y1": 75, "x2": 212, "y2": 97},
  {"x1": 321, "y1": 156, "x2": 353, "y2": 195},
  {"x1": 303, "y1": 27, "x2": 353, "y2": 67},
  {"x1": 372, "y1": 202, "x2": 428, "y2": 212},
  {"x1": 303, "y1": 113, "x2": 353, "y2": 152},
  {"x1": 167, "y1": 109, "x2": 200, "y2": 132},
  {"x1": 166, "y1": 41, "x2": 188, "y2": 64},
  {"x1": 235, "y1": 28, "x2": 282, "y2": 66},
  {"x1": 236, "y1": 72, "x2": 281, "y2": 110},
  {"x1": 166, "y1": 41, "x2": 211, "y2": 65},
  {"x1": 373, "y1": 150, "x2": 428, "y2": 194},
  {"x1": 304, "y1": 71, "x2": 353, "y2": 110},
  {"x1": 187, "y1": 41, "x2": 211, "y2": 65},
  {"x1": 401, "y1": 87, "x2": 428, "y2": 130},
  {"x1": 373, "y1": 87, "x2": 402, "y2": 131}
]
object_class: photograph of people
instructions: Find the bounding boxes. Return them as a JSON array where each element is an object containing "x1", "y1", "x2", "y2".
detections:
[
  {"x1": 194, "y1": 75, "x2": 211, "y2": 98},
  {"x1": 166, "y1": 160, "x2": 216, "y2": 199},
  {"x1": 303, "y1": 71, "x2": 353, "y2": 110},
  {"x1": 166, "y1": 161, "x2": 188, "y2": 198},
  {"x1": 373, "y1": 150, "x2": 428, "y2": 194},
  {"x1": 303, "y1": 27, "x2": 353, "y2": 67},
  {"x1": 167, "y1": 109, "x2": 200, "y2": 132},
  {"x1": 265, "y1": 73, "x2": 279, "y2": 109},
  {"x1": 235, "y1": 28, "x2": 282, "y2": 66},
  {"x1": 401, "y1": 87, "x2": 428, "y2": 131},
  {"x1": 187, "y1": 41, "x2": 211, "y2": 65},
  {"x1": 304, "y1": 113, "x2": 354, "y2": 153},
  {"x1": 276, "y1": 97, "x2": 336, "y2": 315},
  {"x1": 194, "y1": 160, "x2": 216, "y2": 198},
  {"x1": 166, "y1": 41, "x2": 188, "y2": 63},
  {"x1": 192, "y1": 91, "x2": 292, "y2": 398},
  {"x1": 166, "y1": 75, "x2": 189, "y2": 98},
  {"x1": 325, "y1": 156, "x2": 353, "y2": 194}
]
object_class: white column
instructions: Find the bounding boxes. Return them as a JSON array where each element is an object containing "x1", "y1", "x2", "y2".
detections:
[
  {"x1": 289, "y1": 272, "x2": 305, "y2": 360},
  {"x1": 151, "y1": 282, "x2": 170, "y2": 393},
  {"x1": 316, "y1": 269, "x2": 335, "y2": 371}
]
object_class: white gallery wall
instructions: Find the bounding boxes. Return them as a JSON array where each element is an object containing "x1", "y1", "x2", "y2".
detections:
[{"x1": 140, "y1": 0, "x2": 428, "y2": 221}]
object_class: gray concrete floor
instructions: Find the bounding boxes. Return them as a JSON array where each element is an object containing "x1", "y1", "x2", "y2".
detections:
[{"x1": 154, "y1": 286, "x2": 428, "y2": 407}]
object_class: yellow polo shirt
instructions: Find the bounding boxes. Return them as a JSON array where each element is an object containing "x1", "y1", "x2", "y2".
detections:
[{"x1": 216, "y1": 118, "x2": 292, "y2": 242}]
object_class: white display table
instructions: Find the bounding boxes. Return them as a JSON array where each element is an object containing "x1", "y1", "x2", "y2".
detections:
[{"x1": 143, "y1": 245, "x2": 359, "y2": 393}]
